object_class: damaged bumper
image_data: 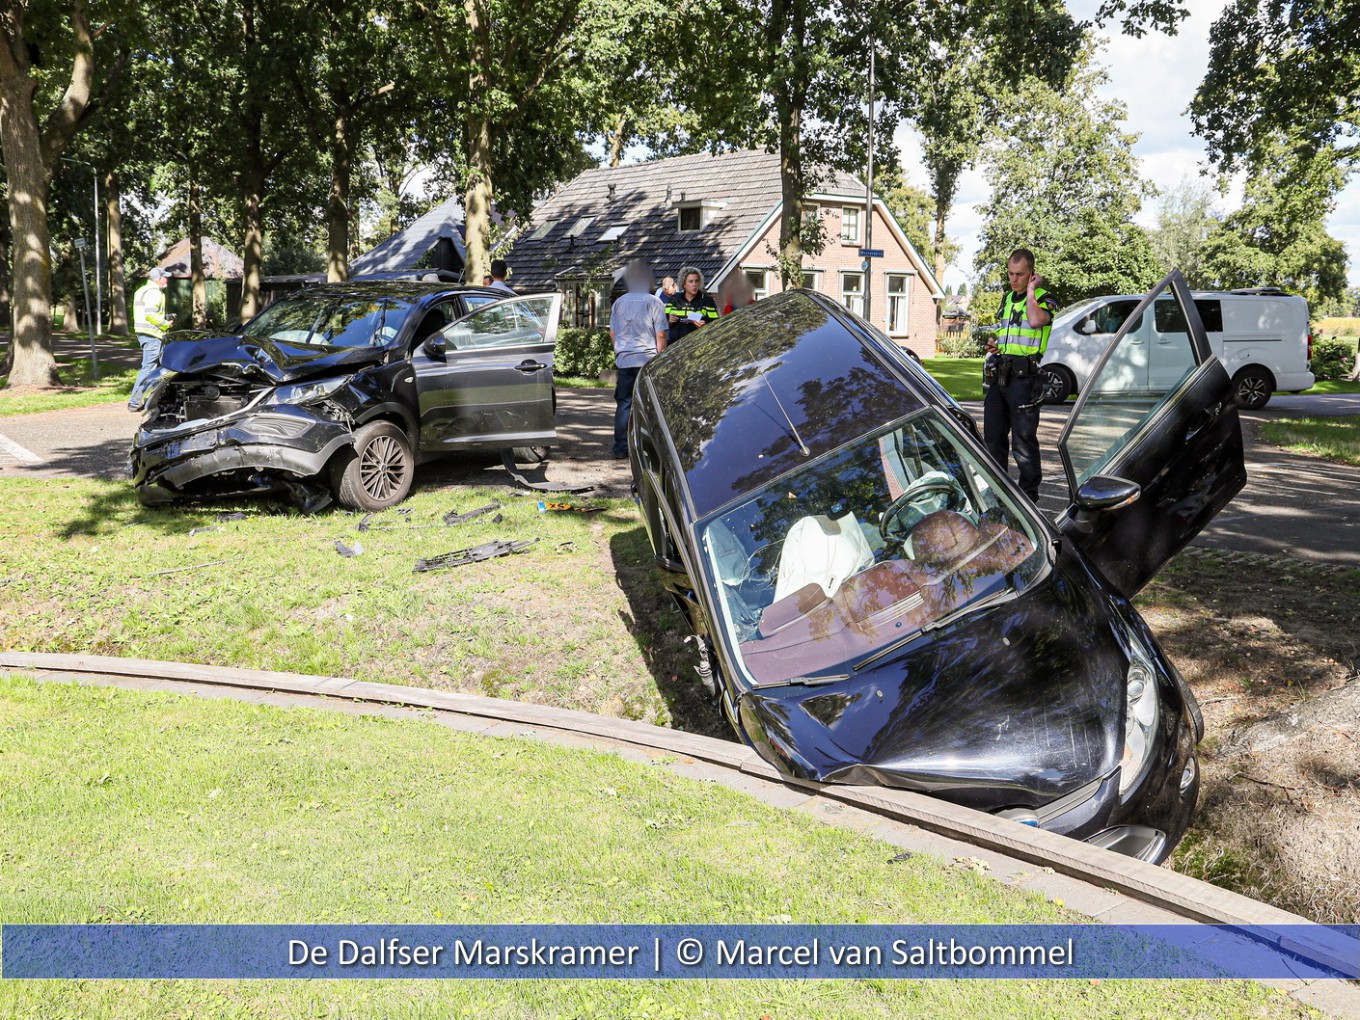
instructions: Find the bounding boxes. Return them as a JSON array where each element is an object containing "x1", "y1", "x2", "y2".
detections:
[{"x1": 131, "y1": 405, "x2": 353, "y2": 505}]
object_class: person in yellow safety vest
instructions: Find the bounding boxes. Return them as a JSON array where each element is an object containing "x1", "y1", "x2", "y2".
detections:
[
  {"x1": 128, "y1": 267, "x2": 175, "y2": 411},
  {"x1": 664, "y1": 266, "x2": 719, "y2": 345},
  {"x1": 982, "y1": 247, "x2": 1058, "y2": 501}
]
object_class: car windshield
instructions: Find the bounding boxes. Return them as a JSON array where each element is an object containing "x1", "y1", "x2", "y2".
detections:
[
  {"x1": 699, "y1": 408, "x2": 1048, "y2": 686},
  {"x1": 243, "y1": 296, "x2": 414, "y2": 348},
  {"x1": 1051, "y1": 299, "x2": 1099, "y2": 331}
]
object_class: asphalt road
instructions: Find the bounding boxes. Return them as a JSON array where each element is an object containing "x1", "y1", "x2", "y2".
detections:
[{"x1": 2, "y1": 381, "x2": 1357, "y2": 567}]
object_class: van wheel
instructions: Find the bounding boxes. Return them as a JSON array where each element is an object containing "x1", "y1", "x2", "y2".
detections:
[
  {"x1": 1040, "y1": 365, "x2": 1074, "y2": 404},
  {"x1": 1233, "y1": 367, "x2": 1273, "y2": 410},
  {"x1": 331, "y1": 421, "x2": 414, "y2": 510}
]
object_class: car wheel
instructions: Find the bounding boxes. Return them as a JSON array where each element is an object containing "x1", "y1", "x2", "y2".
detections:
[
  {"x1": 1040, "y1": 365, "x2": 1074, "y2": 404},
  {"x1": 510, "y1": 445, "x2": 551, "y2": 464},
  {"x1": 331, "y1": 421, "x2": 414, "y2": 511},
  {"x1": 1233, "y1": 366, "x2": 1273, "y2": 410}
]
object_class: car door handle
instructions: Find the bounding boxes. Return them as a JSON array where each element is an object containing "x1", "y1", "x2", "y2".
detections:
[
  {"x1": 516, "y1": 360, "x2": 547, "y2": 373},
  {"x1": 1185, "y1": 402, "x2": 1223, "y2": 442}
]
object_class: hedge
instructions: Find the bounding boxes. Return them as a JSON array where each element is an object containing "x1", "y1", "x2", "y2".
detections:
[
  {"x1": 555, "y1": 327, "x2": 614, "y2": 378},
  {"x1": 1311, "y1": 337, "x2": 1357, "y2": 381}
]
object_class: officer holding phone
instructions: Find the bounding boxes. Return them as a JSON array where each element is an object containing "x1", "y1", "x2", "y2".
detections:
[{"x1": 983, "y1": 248, "x2": 1057, "y2": 502}]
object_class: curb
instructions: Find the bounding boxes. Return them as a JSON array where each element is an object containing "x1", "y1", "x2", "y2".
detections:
[{"x1": 4, "y1": 650, "x2": 1358, "y2": 1016}]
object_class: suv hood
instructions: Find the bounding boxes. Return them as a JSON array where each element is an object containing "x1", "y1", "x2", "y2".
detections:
[
  {"x1": 159, "y1": 333, "x2": 386, "y2": 384},
  {"x1": 737, "y1": 548, "x2": 1131, "y2": 810}
]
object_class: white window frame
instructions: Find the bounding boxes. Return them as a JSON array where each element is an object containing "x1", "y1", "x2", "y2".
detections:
[
  {"x1": 886, "y1": 273, "x2": 912, "y2": 335},
  {"x1": 840, "y1": 271, "x2": 865, "y2": 316},
  {"x1": 743, "y1": 268, "x2": 770, "y2": 301},
  {"x1": 801, "y1": 269, "x2": 822, "y2": 292},
  {"x1": 840, "y1": 206, "x2": 861, "y2": 245},
  {"x1": 677, "y1": 206, "x2": 702, "y2": 233}
]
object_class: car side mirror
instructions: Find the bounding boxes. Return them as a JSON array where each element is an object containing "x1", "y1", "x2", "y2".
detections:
[
  {"x1": 1078, "y1": 319, "x2": 1098, "y2": 335},
  {"x1": 422, "y1": 334, "x2": 448, "y2": 357},
  {"x1": 1066, "y1": 475, "x2": 1140, "y2": 534}
]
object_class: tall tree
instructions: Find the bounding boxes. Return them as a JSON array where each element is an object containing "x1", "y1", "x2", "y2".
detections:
[
  {"x1": 1149, "y1": 179, "x2": 1220, "y2": 288},
  {"x1": 0, "y1": 1, "x2": 101, "y2": 387},
  {"x1": 876, "y1": 166, "x2": 956, "y2": 272},
  {"x1": 1198, "y1": 138, "x2": 1349, "y2": 308},
  {"x1": 973, "y1": 46, "x2": 1162, "y2": 304},
  {"x1": 1191, "y1": 0, "x2": 1359, "y2": 177}
]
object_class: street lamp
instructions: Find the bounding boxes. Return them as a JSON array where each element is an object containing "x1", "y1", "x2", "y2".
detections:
[
  {"x1": 72, "y1": 238, "x2": 98, "y2": 380},
  {"x1": 61, "y1": 157, "x2": 103, "y2": 336}
]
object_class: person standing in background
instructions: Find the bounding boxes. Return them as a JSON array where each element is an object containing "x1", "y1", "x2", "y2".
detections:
[
  {"x1": 609, "y1": 261, "x2": 668, "y2": 460},
  {"x1": 128, "y1": 268, "x2": 174, "y2": 411},
  {"x1": 664, "y1": 266, "x2": 718, "y2": 344}
]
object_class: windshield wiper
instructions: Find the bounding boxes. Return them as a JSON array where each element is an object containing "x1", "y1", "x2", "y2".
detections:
[
  {"x1": 852, "y1": 585, "x2": 1019, "y2": 673},
  {"x1": 756, "y1": 673, "x2": 849, "y2": 690}
]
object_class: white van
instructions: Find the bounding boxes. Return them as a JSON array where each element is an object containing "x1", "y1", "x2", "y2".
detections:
[{"x1": 1039, "y1": 288, "x2": 1314, "y2": 409}]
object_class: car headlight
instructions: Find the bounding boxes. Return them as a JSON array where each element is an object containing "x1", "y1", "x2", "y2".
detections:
[
  {"x1": 263, "y1": 376, "x2": 349, "y2": 406},
  {"x1": 1118, "y1": 653, "x2": 1161, "y2": 799}
]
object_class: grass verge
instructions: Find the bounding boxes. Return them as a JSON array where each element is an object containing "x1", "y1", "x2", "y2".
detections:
[
  {"x1": 0, "y1": 476, "x2": 714, "y2": 736},
  {"x1": 1259, "y1": 415, "x2": 1360, "y2": 467},
  {"x1": 921, "y1": 357, "x2": 985, "y2": 402},
  {"x1": 0, "y1": 674, "x2": 1317, "y2": 1020},
  {"x1": 0, "y1": 362, "x2": 136, "y2": 415}
]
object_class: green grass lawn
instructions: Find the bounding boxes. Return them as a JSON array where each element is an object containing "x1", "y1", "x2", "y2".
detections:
[
  {"x1": 921, "y1": 357, "x2": 985, "y2": 402},
  {"x1": 0, "y1": 476, "x2": 714, "y2": 736},
  {"x1": 0, "y1": 674, "x2": 1317, "y2": 1020},
  {"x1": 1260, "y1": 415, "x2": 1360, "y2": 467}
]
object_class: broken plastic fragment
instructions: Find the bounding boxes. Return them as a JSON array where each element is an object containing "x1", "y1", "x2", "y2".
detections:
[
  {"x1": 187, "y1": 525, "x2": 220, "y2": 536},
  {"x1": 500, "y1": 448, "x2": 592, "y2": 494},
  {"x1": 215, "y1": 511, "x2": 247, "y2": 522},
  {"x1": 413, "y1": 538, "x2": 537, "y2": 572},
  {"x1": 443, "y1": 502, "x2": 502, "y2": 526},
  {"x1": 335, "y1": 539, "x2": 364, "y2": 557}
]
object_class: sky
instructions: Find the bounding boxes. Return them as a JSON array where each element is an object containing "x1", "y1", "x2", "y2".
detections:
[{"x1": 893, "y1": 0, "x2": 1360, "y2": 292}]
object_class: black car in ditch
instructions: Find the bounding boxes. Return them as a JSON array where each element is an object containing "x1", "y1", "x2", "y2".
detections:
[
  {"x1": 628, "y1": 271, "x2": 1244, "y2": 863},
  {"x1": 131, "y1": 282, "x2": 562, "y2": 511}
]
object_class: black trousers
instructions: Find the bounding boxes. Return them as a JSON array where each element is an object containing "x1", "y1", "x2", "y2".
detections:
[{"x1": 983, "y1": 372, "x2": 1043, "y2": 500}]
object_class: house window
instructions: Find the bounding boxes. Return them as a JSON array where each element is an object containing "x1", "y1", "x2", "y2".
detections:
[
  {"x1": 840, "y1": 272, "x2": 864, "y2": 316},
  {"x1": 677, "y1": 206, "x2": 702, "y2": 232},
  {"x1": 801, "y1": 270, "x2": 821, "y2": 292},
  {"x1": 528, "y1": 219, "x2": 556, "y2": 241},
  {"x1": 564, "y1": 217, "x2": 593, "y2": 239},
  {"x1": 886, "y1": 274, "x2": 912, "y2": 334},
  {"x1": 598, "y1": 225, "x2": 626, "y2": 243},
  {"x1": 744, "y1": 269, "x2": 769, "y2": 301},
  {"x1": 840, "y1": 206, "x2": 860, "y2": 245}
]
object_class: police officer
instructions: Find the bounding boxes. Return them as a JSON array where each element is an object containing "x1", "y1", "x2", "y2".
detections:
[
  {"x1": 128, "y1": 267, "x2": 175, "y2": 411},
  {"x1": 664, "y1": 266, "x2": 719, "y2": 345},
  {"x1": 983, "y1": 248, "x2": 1057, "y2": 502}
]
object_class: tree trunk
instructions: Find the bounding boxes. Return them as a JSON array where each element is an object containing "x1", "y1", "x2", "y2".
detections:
[
  {"x1": 607, "y1": 114, "x2": 629, "y2": 168},
  {"x1": 188, "y1": 176, "x2": 207, "y2": 328},
  {"x1": 240, "y1": 185, "x2": 264, "y2": 320},
  {"x1": 104, "y1": 171, "x2": 128, "y2": 335},
  {"x1": 0, "y1": 75, "x2": 59, "y2": 385},
  {"x1": 326, "y1": 108, "x2": 351, "y2": 282},
  {"x1": 462, "y1": 0, "x2": 492, "y2": 284},
  {"x1": 772, "y1": 0, "x2": 808, "y2": 290},
  {"x1": 237, "y1": 0, "x2": 263, "y2": 320},
  {"x1": 0, "y1": 207, "x2": 11, "y2": 330}
]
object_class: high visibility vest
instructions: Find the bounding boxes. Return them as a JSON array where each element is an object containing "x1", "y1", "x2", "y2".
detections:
[
  {"x1": 996, "y1": 287, "x2": 1056, "y2": 356},
  {"x1": 134, "y1": 282, "x2": 172, "y2": 339}
]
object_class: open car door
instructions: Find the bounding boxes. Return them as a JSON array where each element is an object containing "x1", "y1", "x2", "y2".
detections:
[
  {"x1": 1056, "y1": 270, "x2": 1246, "y2": 598},
  {"x1": 413, "y1": 293, "x2": 562, "y2": 450}
]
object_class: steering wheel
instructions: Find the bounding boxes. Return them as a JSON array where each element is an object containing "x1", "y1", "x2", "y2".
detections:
[{"x1": 879, "y1": 474, "x2": 967, "y2": 544}]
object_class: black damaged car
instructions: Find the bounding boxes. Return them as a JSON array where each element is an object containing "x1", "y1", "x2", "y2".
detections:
[
  {"x1": 131, "y1": 282, "x2": 562, "y2": 511},
  {"x1": 628, "y1": 271, "x2": 1244, "y2": 863}
]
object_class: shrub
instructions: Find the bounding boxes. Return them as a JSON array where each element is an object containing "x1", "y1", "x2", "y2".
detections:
[
  {"x1": 555, "y1": 327, "x2": 614, "y2": 378},
  {"x1": 937, "y1": 331, "x2": 987, "y2": 358},
  {"x1": 1311, "y1": 337, "x2": 1356, "y2": 381}
]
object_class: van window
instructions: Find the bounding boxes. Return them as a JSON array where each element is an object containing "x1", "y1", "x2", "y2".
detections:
[
  {"x1": 1094, "y1": 299, "x2": 1143, "y2": 334},
  {"x1": 1193, "y1": 300, "x2": 1223, "y2": 332},
  {"x1": 1154, "y1": 300, "x2": 1189, "y2": 334}
]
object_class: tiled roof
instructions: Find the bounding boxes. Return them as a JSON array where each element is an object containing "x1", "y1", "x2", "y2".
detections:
[
  {"x1": 505, "y1": 149, "x2": 866, "y2": 292},
  {"x1": 156, "y1": 237, "x2": 244, "y2": 279},
  {"x1": 349, "y1": 196, "x2": 468, "y2": 275}
]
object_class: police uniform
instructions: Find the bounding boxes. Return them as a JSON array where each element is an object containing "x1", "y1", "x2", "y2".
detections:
[
  {"x1": 129, "y1": 276, "x2": 174, "y2": 411},
  {"x1": 982, "y1": 285, "x2": 1058, "y2": 501},
  {"x1": 664, "y1": 291, "x2": 718, "y2": 344}
]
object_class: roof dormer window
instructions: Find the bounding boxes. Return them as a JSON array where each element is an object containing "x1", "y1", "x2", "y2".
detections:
[
  {"x1": 599, "y1": 225, "x2": 627, "y2": 242},
  {"x1": 528, "y1": 219, "x2": 557, "y2": 240},
  {"x1": 674, "y1": 198, "x2": 726, "y2": 233},
  {"x1": 564, "y1": 217, "x2": 593, "y2": 239}
]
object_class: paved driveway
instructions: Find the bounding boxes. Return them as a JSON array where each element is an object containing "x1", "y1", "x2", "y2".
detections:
[{"x1": 3, "y1": 388, "x2": 1357, "y2": 566}]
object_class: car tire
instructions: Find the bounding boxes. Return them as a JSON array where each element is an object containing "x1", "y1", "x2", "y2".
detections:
[
  {"x1": 510, "y1": 445, "x2": 551, "y2": 464},
  {"x1": 1040, "y1": 365, "x2": 1074, "y2": 404},
  {"x1": 1232, "y1": 366, "x2": 1273, "y2": 410},
  {"x1": 331, "y1": 421, "x2": 414, "y2": 511}
]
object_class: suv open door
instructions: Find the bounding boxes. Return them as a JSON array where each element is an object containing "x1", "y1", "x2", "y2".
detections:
[{"x1": 1056, "y1": 270, "x2": 1246, "y2": 598}]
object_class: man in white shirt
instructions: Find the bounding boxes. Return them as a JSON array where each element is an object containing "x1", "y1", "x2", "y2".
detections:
[{"x1": 609, "y1": 260, "x2": 667, "y2": 460}]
